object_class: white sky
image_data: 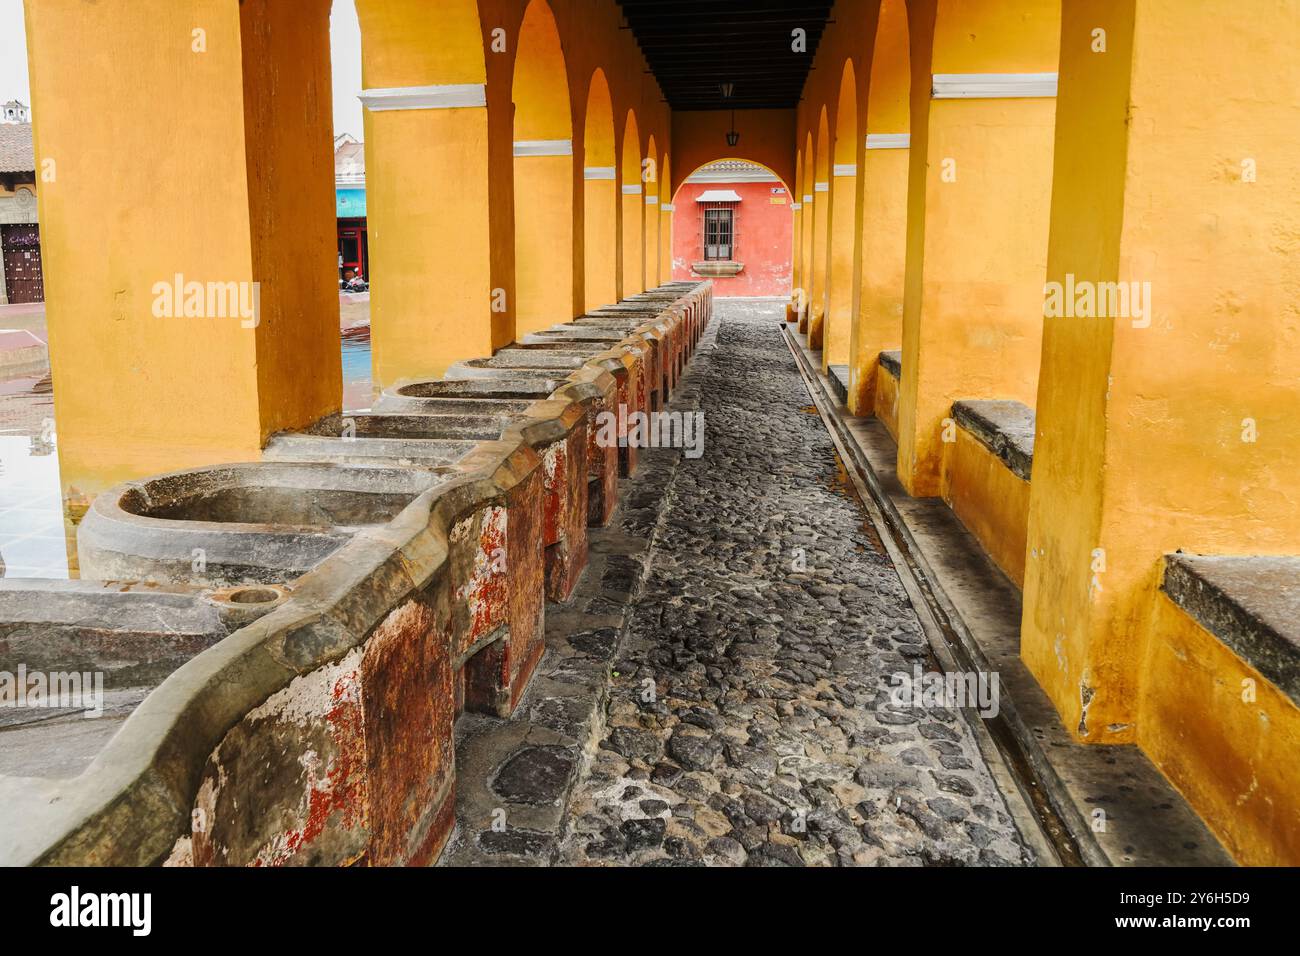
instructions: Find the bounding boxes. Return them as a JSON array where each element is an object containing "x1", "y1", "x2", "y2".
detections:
[{"x1": 0, "y1": 0, "x2": 366, "y2": 140}]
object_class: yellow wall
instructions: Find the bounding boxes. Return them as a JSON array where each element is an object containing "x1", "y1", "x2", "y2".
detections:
[
  {"x1": 513, "y1": 0, "x2": 575, "y2": 336},
  {"x1": 849, "y1": 0, "x2": 909, "y2": 416},
  {"x1": 359, "y1": 0, "x2": 498, "y2": 383},
  {"x1": 795, "y1": 132, "x2": 806, "y2": 329},
  {"x1": 362, "y1": 0, "x2": 671, "y2": 375},
  {"x1": 823, "y1": 62, "x2": 859, "y2": 370},
  {"x1": 582, "y1": 69, "x2": 618, "y2": 311},
  {"x1": 853, "y1": 147, "x2": 908, "y2": 414},
  {"x1": 875, "y1": 364, "x2": 900, "y2": 442},
  {"x1": 941, "y1": 430, "x2": 1031, "y2": 588},
  {"x1": 895, "y1": 0, "x2": 1060, "y2": 498},
  {"x1": 1139, "y1": 592, "x2": 1300, "y2": 866},
  {"x1": 620, "y1": 111, "x2": 644, "y2": 296},
  {"x1": 807, "y1": 109, "x2": 830, "y2": 348},
  {"x1": 644, "y1": 135, "x2": 660, "y2": 286},
  {"x1": 1022, "y1": 0, "x2": 1300, "y2": 742},
  {"x1": 791, "y1": 151, "x2": 804, "y2": 309},
  {"x1": 27, "y1": 0, "x2": 339, "y2": 505},
  {"x1": 658, "y1": 154, "x2": 672, "y2": 285},
  {"x1": 670, "y1": 109, "x2": 795, "y2": 198}
]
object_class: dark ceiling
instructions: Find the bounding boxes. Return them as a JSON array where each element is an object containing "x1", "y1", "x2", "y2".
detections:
[{"x1": 616, "y1": 0, "x2": 835, "y2": 111}]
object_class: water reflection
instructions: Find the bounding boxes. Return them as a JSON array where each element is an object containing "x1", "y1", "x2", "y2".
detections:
[
  {"x1": 0, "y1": 371, "x2": 69, "y2": 578},
  {"x1": 0, "y1": 308, "x2": 375, "y2": 581},
  {"x1": 341, "y1": 324, "x2": 372, "y2": 412}
]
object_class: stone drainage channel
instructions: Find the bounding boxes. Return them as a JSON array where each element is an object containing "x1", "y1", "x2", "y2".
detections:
[{"x1": 466, "y1": 299, "x2": 1045, "y2": 867}]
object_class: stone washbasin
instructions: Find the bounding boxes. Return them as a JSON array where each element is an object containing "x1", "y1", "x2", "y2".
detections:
[
  {"x1": 78, "y1": 461, "x2": 443, "y2": 586},
  {"x1": 0, "y1": 580, "x2": 282, "y2": 780}
]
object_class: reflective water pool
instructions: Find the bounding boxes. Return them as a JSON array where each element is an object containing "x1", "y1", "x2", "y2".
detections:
[{"x1": 0, "y1": 307, "x2": 375, "y2": 581}]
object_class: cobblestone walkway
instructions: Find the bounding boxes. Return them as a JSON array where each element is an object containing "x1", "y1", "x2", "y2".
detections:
[{"x1": 557, "y1": 299, "x2": 1034, "y2": 867}]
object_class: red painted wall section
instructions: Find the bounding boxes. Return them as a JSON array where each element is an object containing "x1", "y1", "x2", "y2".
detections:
[{"x1": 671, "y1": 179, "x2": 793, "y2": 296}]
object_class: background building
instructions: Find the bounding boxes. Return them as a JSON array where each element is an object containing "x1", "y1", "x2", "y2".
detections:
[
  {"x1": 671, "y1": 159, "x2": 791, "y2": 296},
  {"x1": 335, "y1": 132, "x2": 367, "y2": 284},
  {"x1": 0, "y1": 100, "x2": 40, "y2": 305}
]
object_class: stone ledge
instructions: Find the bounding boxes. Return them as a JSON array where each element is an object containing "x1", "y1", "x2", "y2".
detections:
[
  {"x1": 951, "y1": 399, "x2": 1035, "y2": 482},
  {"x1": 879, "y1": 349, "x2": 901, "y2": 380},
  {"x1": 828, "y1": 364, "x2": 849, "y2": 405},
  {"x1": 691, "y1": 260, "x2": 743, "y2": 278},
  {"x1": 1161, "y1": 553, "x2": 1300, "y2": 707}
]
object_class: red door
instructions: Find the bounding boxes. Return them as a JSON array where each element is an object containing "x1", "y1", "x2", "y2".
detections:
[
  {"x1": 2, "y1": 224, "x2": 44, "y2": 304},
  {"x1": 338, "y1": 220, "x2": 368, "y2": 283}
]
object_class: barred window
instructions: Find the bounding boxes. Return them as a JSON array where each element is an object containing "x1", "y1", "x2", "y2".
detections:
[{"x1": 702, "y1": 206, "x2": 735, "y2": 260}]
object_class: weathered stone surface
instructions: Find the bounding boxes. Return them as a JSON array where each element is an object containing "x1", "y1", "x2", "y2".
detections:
[
  {"x1": 491, "y1": 745, "x2": 576, "y2": 806},
  {"x1": 951, "y1": 399, "x2": 1035, "y2": 481},
  {"x1": 558, "y1": 301, "x2": 1032, "y2": 868},
  {"x1": 1161, "y1": 553, "x2": 1300, "y2": 707}
]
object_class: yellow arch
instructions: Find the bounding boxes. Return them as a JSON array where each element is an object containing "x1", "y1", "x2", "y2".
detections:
[
  {"x1": 658, "y1": 151, "x2": 672, "y2": 285},
  {"x1": 620, "y1": 110, "x2": 644, "y2": 296},
  {"x1": 583, "y1": 68, "x2": 617, "y2": 310},
  {"x1": 825, "y1": 59, "x2": 859, "y2": 368},
  {"x1": 808, "y1": 106, "x2": 831, "y2": 348},
  {"x1": 645, "y1": 134, "x2": 659, "y2": 288},
  {"x1": 513, "y1": 0, "x2": 575, "y2": 335},
  {"x1": 850, "y1": 0, "x2": 911, "y2": 415}
]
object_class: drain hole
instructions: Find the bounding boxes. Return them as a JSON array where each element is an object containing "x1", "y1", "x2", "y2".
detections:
[{"x1": 226, "y1": 587, "x2": 281, "y2": 605}]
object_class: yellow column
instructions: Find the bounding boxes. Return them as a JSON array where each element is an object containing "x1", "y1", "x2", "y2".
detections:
[
  {"x1": 797, "y1": 163, "x2": 814, "y2": 331},
  {"x1": 850, "y1": 136, "x2": 909, "y2": 413},
  {"x1": 659, "y1": 203, "x2": 673, "y2": 286},
  {"x1": 645, "y1": 193, "x2": 660, "y2": 290},
  {"x1": 789, "y1": 152, "x2": 803, "y2": 318},
  {"x1": 621, "y1": 183, "x2": 644, "y2": 297},
  {"x1": 25, "y1": 0, "x2": 340, "y2": 506},
  {"x1": 824, "y1": 163, "x2": 858, "y2": 369},
  {"x1": 1022, "y1": 0, "x2": 1300, "y2": 743},
  {"x1": 895, "y1": 0, "x2": 1060, "y2": 496},
  {"x1": 357, "y1": 0, "x2": 493, "y2": 386},
  {"x1": 514, "y1": 140, "x2": 574, "y2": 336},
  {"x1": 807, "y1": 178, "x2": 829, "y2": 348},
  {"x1": 657, "y1": 157, "x2": 672, "y2": 286},
  {"x1": 848, "y1": 0, "x2": 910, "y2": 415},
  {"x1": 790, "y1": 205, "x2": 803, "y2": 318},
  {"x1": 583, "y1": 165, "x2": 618, "y2": 310}
]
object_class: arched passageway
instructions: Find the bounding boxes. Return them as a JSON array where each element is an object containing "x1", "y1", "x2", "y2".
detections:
[
  {"x1": 620, "y1": 111, "x2": 644, "y2": 297},
  {"x1": 13, "y1": 0, "x2": 1300, "y2": 873},
  {"x1": 644, "y1": 135, "x2": 660, "y2": 288},
  {"x1": 512, "y1": 0, "x2": 575, "y2": 336},
  {"x1": 582, "y1": 69, "x2": 618, "y2": 312},
  {"x1": 824, "y1": 59, "x2": 859, "y2": 371},
  {"x1": 848, "y1": 0, "x2": 910, "y2": 415},
  {"x1": 807, "y1": 108, "x2": 831, "y2": 347},
  {"x1": 671, "y1": 158, "x2": 793, "y2": 297}
]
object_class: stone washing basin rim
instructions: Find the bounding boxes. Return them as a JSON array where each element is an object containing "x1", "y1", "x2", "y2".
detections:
[
  {"x1": 0, "y1": 284, "x2": 711, "y2": 867},
  {"x1": 90, "y1": 459, "x2": 447, "y2": 537},
  {"x1": 0, "y1": 428, "x2": 541, "y2": 865}
]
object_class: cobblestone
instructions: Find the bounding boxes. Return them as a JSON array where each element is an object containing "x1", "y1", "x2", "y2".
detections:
[{"x1": 558, "y1": 298, "x2": 1034, "y2": 867}]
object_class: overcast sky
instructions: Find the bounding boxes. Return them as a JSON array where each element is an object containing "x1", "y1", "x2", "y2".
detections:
[{"x1": 0, "y1": 0, "x2": 366, "y2": 139}]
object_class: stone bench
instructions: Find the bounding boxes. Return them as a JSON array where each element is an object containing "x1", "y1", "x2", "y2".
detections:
[
  {"x1": 951, "y1": 399, "x2": 1035, "y2": 482},
  {"x1": 1161, "y1": 554, "x2": 1300, "y2": 706},
  {"x1": 1142, "y1": 553, "x2": 1300, "y2": 864},
  {"x1": 828, "y1": 365, "x2": 850, "y2": 405},
  {"x1": 942, "y1": 400, "x2": 1036, "y2": 588},
  {"x1": 874, "y1": 350, "x2": 903, "y2": 439}
]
